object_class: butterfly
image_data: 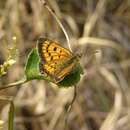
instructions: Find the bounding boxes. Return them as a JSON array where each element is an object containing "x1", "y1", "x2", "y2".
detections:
[{"x1": 38, "y1": 37, "x2": 81, "y2": 84}]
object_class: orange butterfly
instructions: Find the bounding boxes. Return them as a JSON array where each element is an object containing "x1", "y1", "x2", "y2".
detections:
[{"x1": 38, "y1": 37, "x2": 81, "y2": 83}]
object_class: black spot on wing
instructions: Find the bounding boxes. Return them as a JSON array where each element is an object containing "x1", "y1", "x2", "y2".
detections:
[{"x1": 54, "y1": 47, "x2": 57, "y2": 51}]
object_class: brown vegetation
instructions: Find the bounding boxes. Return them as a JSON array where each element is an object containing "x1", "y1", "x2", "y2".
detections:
[{"x1": 0, "y1": 0, "x2": 130, "y2": 130}]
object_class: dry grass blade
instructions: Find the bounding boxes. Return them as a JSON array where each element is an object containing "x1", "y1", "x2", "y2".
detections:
[
  {"x1": 100, "y1": 90, "x2": 122, "y2": 130},
  {"x1": 78, "y1": 37, "x2": 122, "y2": 52},
  {"x1": 99, "y1": 68, "x2": 122, "y2": 130},
  {"x1": 83, "y1": 0, "x2": 106, "y2": 37}
]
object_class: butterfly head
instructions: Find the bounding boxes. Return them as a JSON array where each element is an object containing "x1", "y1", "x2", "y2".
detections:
[
  {"x1": 73, "y1": 53, "x2": 82, "y2": 62},
  {"x1": 76, "y1": 53, "x2": 82, "y2": 58}
]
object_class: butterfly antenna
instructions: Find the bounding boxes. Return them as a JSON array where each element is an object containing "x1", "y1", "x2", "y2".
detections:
[
  {"x1": 65, "y1": 85, "x2": 77, "y2": 127},
  {"x1": 40, "y1": 0, "x2": 72, "y2": 52}
]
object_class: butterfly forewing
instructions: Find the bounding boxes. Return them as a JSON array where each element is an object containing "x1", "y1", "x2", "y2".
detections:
[{"x1": 38, "y1": 38, "x2": 72, "y2": 62}]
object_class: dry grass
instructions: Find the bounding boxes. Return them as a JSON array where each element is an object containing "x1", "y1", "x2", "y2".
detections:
[{"x1": 0, "y1": 0, "x2": 130, "y2": 130}]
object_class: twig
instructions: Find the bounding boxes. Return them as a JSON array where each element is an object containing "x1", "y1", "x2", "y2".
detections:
[
  {"x1": 0, "y1": 78, "x2": 27, "y2": 91},
  {"x1": 40, "y1": 0, "x2": 72, "y2": 52},
  {"x1": 65, "y1": 85, "x2": 77, "y2": 127}
]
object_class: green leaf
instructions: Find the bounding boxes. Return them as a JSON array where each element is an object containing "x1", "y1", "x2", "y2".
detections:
[
  {"x1": 57, "y1": 63, "x2": 83, "y2": 87},
  {"x1": 25, "y1": 48, "x2": 50, "y2": 81}
]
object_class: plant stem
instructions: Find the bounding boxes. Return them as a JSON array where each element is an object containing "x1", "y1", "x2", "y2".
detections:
[
  {"x1": 40, "y1": 0, "x2": 72, "y2": 52},
  {"x1": 0, "y1": 78, "x2": 27, "y2": 91}
]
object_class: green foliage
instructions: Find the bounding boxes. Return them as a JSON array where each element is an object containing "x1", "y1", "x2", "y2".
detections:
[
  {"x1": 25, "y1": 48, "x2": 51, "y2": 81},
  {"x1": 58, "y1": 63, "x2": 83, "y2": 87}
]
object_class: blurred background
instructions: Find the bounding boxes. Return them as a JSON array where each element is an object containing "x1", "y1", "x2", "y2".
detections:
[{"x1": 0, "y1": 0, "x2": 130, "y2": 130}]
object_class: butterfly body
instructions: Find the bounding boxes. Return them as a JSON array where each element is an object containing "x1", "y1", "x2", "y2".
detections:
[{"x1": 38, "y1": 37, "x2": 81, "y2": 83}]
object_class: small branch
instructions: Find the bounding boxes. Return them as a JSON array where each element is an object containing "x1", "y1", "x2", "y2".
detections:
[
  {"x1": 0, "y1": 78, "x2": 27, "y2": 91},
  {"x1": 67, "y1": 85, "x2": 77, "y2": 113},
  {"x1": 65, "y1": 85, "x2": 77, "y2": 127}
]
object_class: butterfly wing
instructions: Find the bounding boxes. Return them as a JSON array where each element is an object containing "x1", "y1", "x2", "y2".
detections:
[
  {"x1": 38, "y1": 37, "x2": 77, "y2": 83},
  {"x1": 38, "y1": 37, "x2": 72, "y2": 63}
]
